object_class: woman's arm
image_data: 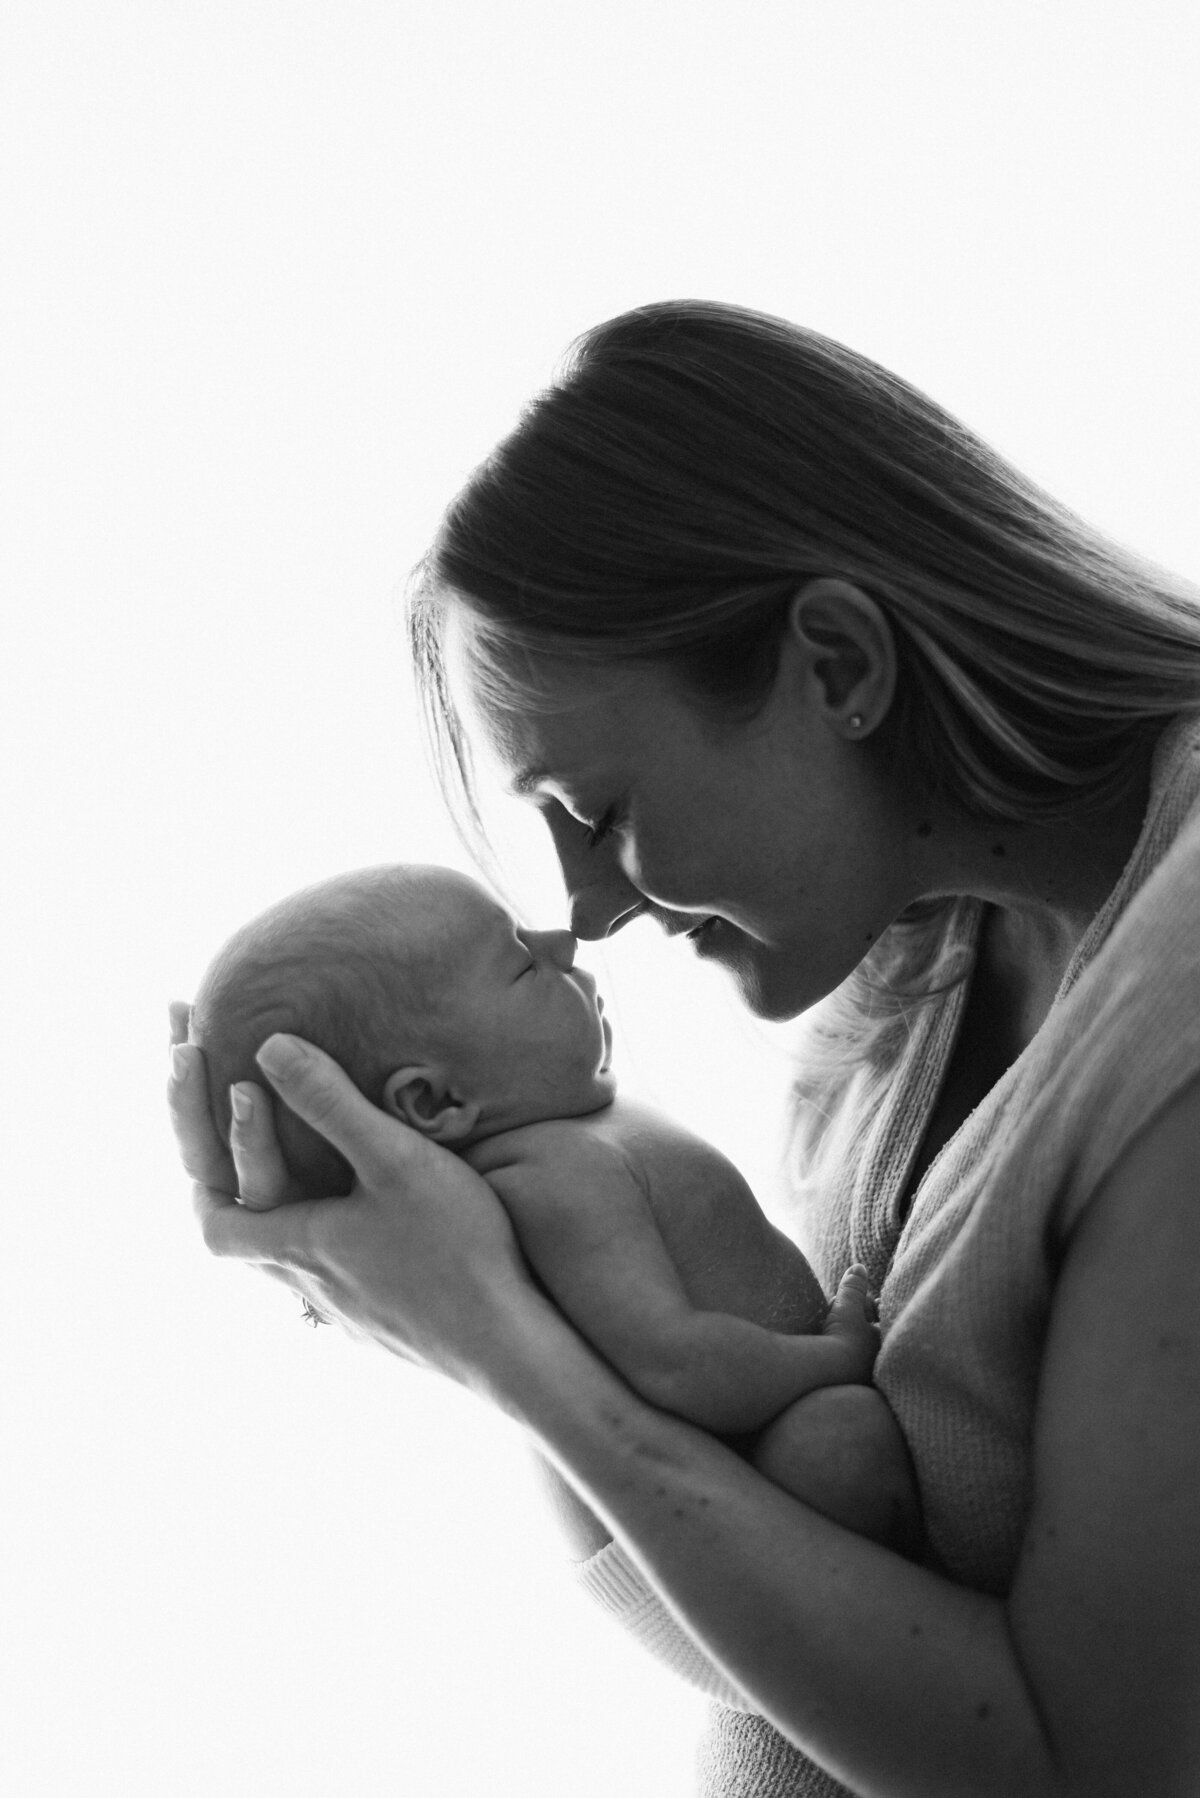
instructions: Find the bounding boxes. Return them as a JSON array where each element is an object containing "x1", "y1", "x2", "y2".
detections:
[
  {"x1": 504, "y1": 1078, "x2": 1200, "y2": 1798},
  {"x1": 1004, "y1": 1071, "x2": 1200, "y2": 1795},
  {"x1": 471, "y1": 1260, "x2": 1060, "y2": 1798},
  {"x1": 175, "y1": 1029, "x2": 1200, "y2": 1798}
]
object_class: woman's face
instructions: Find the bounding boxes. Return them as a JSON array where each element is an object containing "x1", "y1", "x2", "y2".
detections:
[{"x1": 454, "y1": 608, "x2": 919, "y2": 1021}]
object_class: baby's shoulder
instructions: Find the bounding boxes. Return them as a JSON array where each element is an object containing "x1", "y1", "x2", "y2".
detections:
[
  {"x1": 581, "y1": 1102, "x2": 760, "y2": 1231},
  {"x1": 464, "y1": 1102, "x2": 633, "y2": 1181},
  {"x1": 545, "y1": 1097, "x2": 735, "y2": 1174},
  {"x1": 600, "y1": 1098, "x2": 748, "y2": 1180},
  {"x1": 464, "y1": 1098, "x2": 718, "y2": 1182}
]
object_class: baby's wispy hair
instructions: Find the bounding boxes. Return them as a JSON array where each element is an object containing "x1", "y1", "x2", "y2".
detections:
[{"x1": 191, "y1": 867, "x2": 443, "y2": 1197}]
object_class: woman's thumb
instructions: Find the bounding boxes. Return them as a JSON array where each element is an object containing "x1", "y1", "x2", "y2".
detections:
[{"x1": 255, "y1": 1034, "x2": 410, "y2": 1174}]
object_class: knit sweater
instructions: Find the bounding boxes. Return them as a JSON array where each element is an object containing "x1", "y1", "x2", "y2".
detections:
[{"x1": 593, "y1": 713, "x2": 1200, "y2": 1796}]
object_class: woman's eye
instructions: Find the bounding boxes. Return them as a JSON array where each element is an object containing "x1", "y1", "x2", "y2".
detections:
[{"x1": 583, "y1": 806, "x2": 618, "y2": 849}]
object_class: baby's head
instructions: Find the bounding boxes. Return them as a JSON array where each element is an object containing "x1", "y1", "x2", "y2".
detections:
[{"x1": 191, "y1": 864, "x2": 616, "y2": 1197}]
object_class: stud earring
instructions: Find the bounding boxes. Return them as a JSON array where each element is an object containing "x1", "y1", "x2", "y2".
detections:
[{"x1": 848, "y1": 713, "x2": 865, "y2": 731}]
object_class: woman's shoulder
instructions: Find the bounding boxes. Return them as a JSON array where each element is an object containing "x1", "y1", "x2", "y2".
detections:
[
  {"x1": 1076, "y1": 758, "x2": 1200, "y2": 993},
  {"x1": 998, "y1": 796, "x2": 1200, "y2": 1242}
]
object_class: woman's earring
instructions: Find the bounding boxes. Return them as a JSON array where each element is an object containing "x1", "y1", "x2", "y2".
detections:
[{"x1": 848, "y1": 713, "x2": 865, "y2": 732}]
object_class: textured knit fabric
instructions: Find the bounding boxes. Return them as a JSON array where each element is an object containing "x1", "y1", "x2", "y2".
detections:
[
  {"x1": 695, "y1": 710, "x2": 1200, "y2": 1794},
  {"x1": 575, "y1": 1539, "x2": 755, "y2": 1710}
]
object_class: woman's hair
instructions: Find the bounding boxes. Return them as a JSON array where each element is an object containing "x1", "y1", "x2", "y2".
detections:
[{"x1": 406, "y1": 299, "x2": 1200, "y2": 1157}]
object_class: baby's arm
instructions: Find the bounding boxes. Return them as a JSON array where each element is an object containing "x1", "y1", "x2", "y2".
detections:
[
  {"x1": 477, "y1": 1119, "x2": 873, "y2": 1436},
  {"x1": 477, "y1": 1113, "x2": 917, "y2": 1713}
]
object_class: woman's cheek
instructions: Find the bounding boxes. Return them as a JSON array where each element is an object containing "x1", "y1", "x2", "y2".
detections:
[
  {"x1": 618, "y1": 830, "x2": 692, "y2": 907},
  {"x1": 613, "y1": 833, "x2": 644, "y2": 887}
]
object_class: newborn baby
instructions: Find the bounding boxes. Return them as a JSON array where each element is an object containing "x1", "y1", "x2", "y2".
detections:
[{"x1": 191, "y1": 864, "x2": 918, "y2": 1557}]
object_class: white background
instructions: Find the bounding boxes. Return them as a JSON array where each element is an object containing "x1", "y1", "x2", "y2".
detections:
[{"x1": 3, "y1": 4, "x2": 1198, "y2": 1794}]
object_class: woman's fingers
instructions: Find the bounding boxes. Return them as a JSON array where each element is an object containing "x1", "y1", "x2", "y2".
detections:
[
  {"x1": 170, "y1": 1002, "x2": 306, "y2": 1211},
  {"x1": 168, "y1": 1001, "x2": 192, "y2": 1048},
  {"x1": 255, "y1": 1034, "x2": 427, "y2": 1181},
  {"x1": 192, "y1": 1177, "x2": 308, "y2": 1265},
  {"x1": 228, "y1": 1082, "x2": 301, "y2": 1211},
  {"x1": 169, "y1": 1041, "x2": 237, "y2": 1194},
  {"x1": 192, "y1": 1180, "x2": 410, "y2": 1353}
]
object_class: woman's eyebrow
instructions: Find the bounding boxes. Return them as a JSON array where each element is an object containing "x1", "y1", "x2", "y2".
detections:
[{"x1": 507, "y1": 764, "x2": 549, "y2": 798}]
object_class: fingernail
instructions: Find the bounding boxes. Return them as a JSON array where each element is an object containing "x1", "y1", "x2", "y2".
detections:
[
  {"x1": 171, "y1": 1046, "x2": 190, "y2": 1083},
  {"x1": 257, "y1": 1033, "x2": 305, "y2": 1076},
  {"x1": 230, "y1": 1084, "x2": 253, "y2": 1127}
]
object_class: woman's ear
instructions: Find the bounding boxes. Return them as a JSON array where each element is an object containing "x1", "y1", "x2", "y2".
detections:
[
  {"x1": 786, "y1": 578, "x2": 897, "y2": 738},
  {"x1": 381, "y1": 1066, "x2": 481, "y2": 1144}
]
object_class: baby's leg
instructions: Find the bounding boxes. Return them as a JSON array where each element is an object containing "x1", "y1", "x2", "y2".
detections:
[{"x1": 749, "y1": 1384, "x2": 923, "y2": 1558}]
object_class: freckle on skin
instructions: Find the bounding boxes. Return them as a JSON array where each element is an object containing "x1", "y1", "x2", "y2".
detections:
[
  {"x1": 673, "y1": 1507, "x2": 686, "y2": 1520},
  {"x1": 909, "y1": 1623, "x2": 922, "y2": 1637},
  {"x1": 916, "y1": 821, "x2": 933, "y2": 838},
  {"x1": 976, "y1": 1702, "x2": 991, "y2": 1721},
  {"x1": 991, "y1": 843, "x2": 1007, "y2": 858}
]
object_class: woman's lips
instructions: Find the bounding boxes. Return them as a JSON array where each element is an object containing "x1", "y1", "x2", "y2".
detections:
[{"x1": 692, "y1": 916, "x2": 742, "y2": 960}]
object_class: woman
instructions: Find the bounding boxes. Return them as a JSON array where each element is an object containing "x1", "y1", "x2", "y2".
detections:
[{"x1": 170, "y1": 301, "x2": 1200, "y2": 1796}]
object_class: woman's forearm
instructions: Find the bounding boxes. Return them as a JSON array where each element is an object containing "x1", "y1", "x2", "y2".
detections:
[
  {"x1": 483, "y1": 1292, "x2": 1057, "y2": 1798},
  {"x1": 530, "y1": 1452, "x2": 612, "y2": 1560}
]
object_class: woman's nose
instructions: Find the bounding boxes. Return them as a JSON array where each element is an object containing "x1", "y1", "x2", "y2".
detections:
[
  {"x1": 543, "y1": 801, "x2": 646, "y2": 940},
  {"x1": 568, "y1": 885, "x2": 646, "y2": 940}
]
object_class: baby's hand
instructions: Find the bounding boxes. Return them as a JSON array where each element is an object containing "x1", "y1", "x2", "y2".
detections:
[{"x1": 816, "y1": 1265, "x2": 881, "y2": 1386}]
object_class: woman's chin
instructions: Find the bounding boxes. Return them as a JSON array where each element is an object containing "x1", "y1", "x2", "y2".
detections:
[
  {"x1": 703, "y1": 927, "x2": 821, "y2": 1022},
  {"x1": 736, "y1": 976, "x2": 809, "y2": 1023}
]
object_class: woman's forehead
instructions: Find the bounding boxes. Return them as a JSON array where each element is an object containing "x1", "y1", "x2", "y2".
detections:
[{"x1": 445, "y1": 604, "x2": 680, "y2": 784}]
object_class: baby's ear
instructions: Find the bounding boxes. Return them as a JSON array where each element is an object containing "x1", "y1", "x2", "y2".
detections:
[{"x1": 381, "y1": 1066, "x2": 480, "y2": 1145}]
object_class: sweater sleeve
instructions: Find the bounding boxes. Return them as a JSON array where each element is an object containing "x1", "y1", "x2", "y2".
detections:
[{"x1": 573, "y1": 1539, "x2": 758, "y2": 1712}]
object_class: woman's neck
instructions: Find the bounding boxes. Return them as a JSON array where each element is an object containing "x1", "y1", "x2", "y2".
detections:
[{"x1": 914, "y1": 747, "x2": 1156, "y2": 996}]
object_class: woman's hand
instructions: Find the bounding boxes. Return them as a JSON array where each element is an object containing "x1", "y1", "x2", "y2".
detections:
[
  {"x1": 168, "y1": 1008, "x2": 538, "y2": 1387},
  {"x1": 168, "y1": 1001, "x2": 299, "y2": 1212}
]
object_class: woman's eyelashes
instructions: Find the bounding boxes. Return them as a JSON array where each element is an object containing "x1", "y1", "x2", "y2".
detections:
[{"x1": 583, "y1": 805, "x2": 619, "y2": 850}]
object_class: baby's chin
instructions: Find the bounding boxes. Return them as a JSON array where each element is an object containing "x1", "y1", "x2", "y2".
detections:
[
  {"x1": 517, "y1": 1070, "x2": 619, "y2": 1129},
  {"x1": 463, "y1": 1071, "x2": 618, "y2": 1147},
  {"x1": 591, "y1": 1065, "x2": 619, "y2": 1106},
  {"x1": 547, "y1": 1068, "x2": 619, "y2": 1118}
]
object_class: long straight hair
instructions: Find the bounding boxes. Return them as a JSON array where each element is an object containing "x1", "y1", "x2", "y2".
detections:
[{"x1": 407, "y1": 300, "x2": 1200, "y2": 1152}]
